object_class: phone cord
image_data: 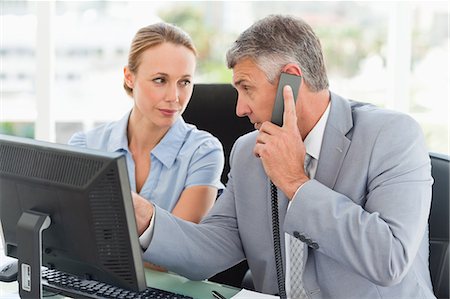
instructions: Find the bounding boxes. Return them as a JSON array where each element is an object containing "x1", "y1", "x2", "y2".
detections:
[{"x1": 271, "y1": 181, "x2": 287, "y2": 299}]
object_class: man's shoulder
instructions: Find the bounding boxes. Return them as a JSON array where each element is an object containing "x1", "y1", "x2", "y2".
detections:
[
  {"x1": 228, "y1": 130, "x2": 264, "y2": 177},
  {"x1": 348, "y1": 99, "x2": 419, "y2": 131},
  {"x1": 339, "y1": 98, "x2": 424, "y2": 152},
  {"x1": 234, "y1": 130, "x2": 258, "y2": 150},
  {"x1": 348, "y1": 97, "x2": 408, "y2": 117},
  {"x1": 228, "y1": 130, "x2": 259, "y2": 165},
  {"x1": 328, "y1": 93, "x2": 422, "y2": 146}
]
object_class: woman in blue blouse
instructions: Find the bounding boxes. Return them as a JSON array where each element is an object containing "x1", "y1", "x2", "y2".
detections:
[{"x1": 69, "y1": 23, "x2": 224, "y2": 236}]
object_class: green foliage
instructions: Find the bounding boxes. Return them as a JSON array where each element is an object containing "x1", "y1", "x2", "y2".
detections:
[
  {"x1": 160, "y1": 6, "x2": 211, "y2": 59},
  {"x1": 158, "y1": 5, "x2": 387, "y2": 82},
  {"x1": 316, "y1": 25, "x2": 384, "y2": 77},
  {"x1": 158, "y1": 5, "x2": 231, "y2": 83},
  {"x1": 0, "y1": 122, "x2": 34, "y2": 138}
]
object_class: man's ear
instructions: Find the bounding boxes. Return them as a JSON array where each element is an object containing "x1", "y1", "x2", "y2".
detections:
[
  {"x1": 281, "y1": 63, "x2": 302, "y2": 77},
  {"x1": 124, "y1": 66, "x2": 134, "y2": 88}
]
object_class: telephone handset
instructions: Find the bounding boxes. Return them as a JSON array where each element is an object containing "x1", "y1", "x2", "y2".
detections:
[{"x1": 271, "y1": 72, "x2": 302, "y2": 126}]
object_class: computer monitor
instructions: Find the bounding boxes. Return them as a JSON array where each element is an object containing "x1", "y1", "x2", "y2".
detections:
[{"x1": 0, "y1": 134, "x2": 146, "y2": 297}]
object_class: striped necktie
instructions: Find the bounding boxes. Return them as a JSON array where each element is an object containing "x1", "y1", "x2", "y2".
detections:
[{"x1": 289, "y1": 154, "x2": 312, "y2": 299}]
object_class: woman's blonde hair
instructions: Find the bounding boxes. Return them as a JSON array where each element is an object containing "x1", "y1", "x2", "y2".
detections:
[{"x1": 124, "y1": 22, "x2": 197, "y2": 97}]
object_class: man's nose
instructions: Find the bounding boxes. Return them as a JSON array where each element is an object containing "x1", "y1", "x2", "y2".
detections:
[{"x1": 235, "y1": 96, "x2": 251, "y2": 117}]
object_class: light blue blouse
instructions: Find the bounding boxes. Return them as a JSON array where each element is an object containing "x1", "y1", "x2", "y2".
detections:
[{"x1": 68, "y1": 111, "x2": 224, "y2": 212}]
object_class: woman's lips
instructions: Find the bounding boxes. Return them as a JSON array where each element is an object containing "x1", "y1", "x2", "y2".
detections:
[{"x1": 159, "y1": 109, "x2": 178, "y2": 116}]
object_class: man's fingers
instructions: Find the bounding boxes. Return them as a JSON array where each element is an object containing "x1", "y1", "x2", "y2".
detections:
[
  {"x1": 253, "y1": 143, "x2": 263, "y2": 158},
  {"x1": 282, "y1": 85, "x2": 297, "y2": 128}
]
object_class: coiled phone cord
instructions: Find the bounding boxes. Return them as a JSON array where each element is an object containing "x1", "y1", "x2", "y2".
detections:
[{"x1": 271, "y1": 181, "x2": 287, "y2": 299}]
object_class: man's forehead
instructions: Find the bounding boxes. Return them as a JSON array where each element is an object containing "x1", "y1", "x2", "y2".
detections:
[
  {"x1": 232, "y1": 58, "x2": 257, "y2": 71},
  {"x1": 232, "y1": 73, "x2": 251, "y2": 86},
  {"x1": 232, "y1": 59, "x2": 260, "y2": 85}
]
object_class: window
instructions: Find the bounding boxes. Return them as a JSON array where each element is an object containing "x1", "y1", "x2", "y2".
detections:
[
  {"x1": 1, "y1": 1, "x2": 448, "y2": 154},
  {"x1": 1, "y1": 1, "x2": 36, "y2": 137}
]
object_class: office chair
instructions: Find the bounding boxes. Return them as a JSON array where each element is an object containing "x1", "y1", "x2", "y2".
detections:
[
  {"x1": 429, "y1": 152, "x2": 449, "y2": 299},
  {"x1": 184, "y1": 84, "x2": 254, "y2": 184},
  {"x1": 183, "y1": 84, "x2": 254, "y2": 288}
]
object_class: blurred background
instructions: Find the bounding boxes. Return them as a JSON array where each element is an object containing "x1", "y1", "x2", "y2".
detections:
[{"x1": 0, "y1": 1, "x2": 448, "y2": 154}]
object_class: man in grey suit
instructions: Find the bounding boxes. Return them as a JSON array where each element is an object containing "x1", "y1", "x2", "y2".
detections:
[{"x1": 133, "y1": 15, "x2": 435, "y2": 298}]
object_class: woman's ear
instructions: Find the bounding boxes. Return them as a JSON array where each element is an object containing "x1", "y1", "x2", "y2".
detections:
[{"x1": 124, "y1": 66, "x2": 134, "y2": 88}]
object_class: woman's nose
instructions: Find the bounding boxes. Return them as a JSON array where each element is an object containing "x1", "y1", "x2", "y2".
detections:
[{"x1": 165, "y1": 84, "x2": 179, "y2": 102}]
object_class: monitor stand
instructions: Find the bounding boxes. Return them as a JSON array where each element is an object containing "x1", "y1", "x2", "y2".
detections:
[{"x1": 17, "y1": 210, "x2": 51, "y2": 299}]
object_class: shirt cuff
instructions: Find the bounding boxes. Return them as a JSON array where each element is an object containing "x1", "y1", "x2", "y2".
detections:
[
  {"x1": 139, "y1": 207, "x2": 155, "y2": 250},
  {"x1": 292, "y1": 179, "x2": 310, "y2": 201}
]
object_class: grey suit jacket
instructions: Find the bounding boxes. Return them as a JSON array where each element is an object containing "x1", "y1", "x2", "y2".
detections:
[{"x1": 144, "y1": 92, "x2": 435, "y2": 298}]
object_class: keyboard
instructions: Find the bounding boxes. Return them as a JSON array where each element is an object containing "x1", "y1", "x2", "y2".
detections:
[{"x1": 42, "y1": 269, "x2": 193, "y2": 299}]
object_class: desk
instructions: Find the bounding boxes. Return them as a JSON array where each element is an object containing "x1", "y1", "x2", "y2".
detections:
[
  {"x1": 144, "y1": 268, "x2": 240, "y2": 298},
  {"x1": 0, "y1": 268, "x2": 240, "y2": 299}
]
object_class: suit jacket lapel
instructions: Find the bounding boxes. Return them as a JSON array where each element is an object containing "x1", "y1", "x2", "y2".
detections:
[{"x1": 315, "y1": 92, "x2": 353, "y2": 189}]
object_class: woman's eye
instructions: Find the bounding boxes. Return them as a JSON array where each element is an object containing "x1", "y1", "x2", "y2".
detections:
[
  {"x1": 180, "y1": 80, "x2": 191, "y2": 87},
  {"x1": 153, "y1": 77, "x2": 165, "y2": 84}
]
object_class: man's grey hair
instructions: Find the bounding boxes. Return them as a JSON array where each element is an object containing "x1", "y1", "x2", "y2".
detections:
[{"x1": 226, "y1": 15, "x2": 329, "y2": 92}]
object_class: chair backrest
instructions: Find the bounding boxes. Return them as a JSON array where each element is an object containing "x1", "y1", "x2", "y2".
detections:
[
  {"x1": 183, "y1": 84, "x2": 253, "y2": 287},
  {"x1": 183, "y1": 83, "x2": 254, "y2": 184},
  {"x1": 429, "y1": 152, "x2": 449, "y2": 298}
]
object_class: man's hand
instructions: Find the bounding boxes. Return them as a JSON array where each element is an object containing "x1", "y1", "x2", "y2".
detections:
[
  {"x1": 254, "y1": 85, "x2": 309, "y2": 199},
  {"x1": 131, "y1": 192, "x2": 154, "y2": 235}
]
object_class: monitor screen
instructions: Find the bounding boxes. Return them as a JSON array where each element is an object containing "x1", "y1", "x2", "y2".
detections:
[{"x1": 0, "y1": 134, "x2": 146, "y2": 292}]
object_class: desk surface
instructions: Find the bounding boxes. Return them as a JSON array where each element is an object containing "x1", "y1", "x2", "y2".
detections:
[
  {"x1": 0, "y1": 268, "x2": 240, "y2": 299},
  {"x1": 145, "y1": 268, "x2": 240, "y2": 299}
]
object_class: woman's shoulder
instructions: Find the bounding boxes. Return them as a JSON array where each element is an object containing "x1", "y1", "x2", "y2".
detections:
[
  {"x1": 68, "y1": 111, "x2": 130, "y2": 149},
  {"x1": 68, "y1": 120, "x2": 121, "y2": 150},
  {"x1": 183, "y1": 122, "x2": 223, "y2": 151}
]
